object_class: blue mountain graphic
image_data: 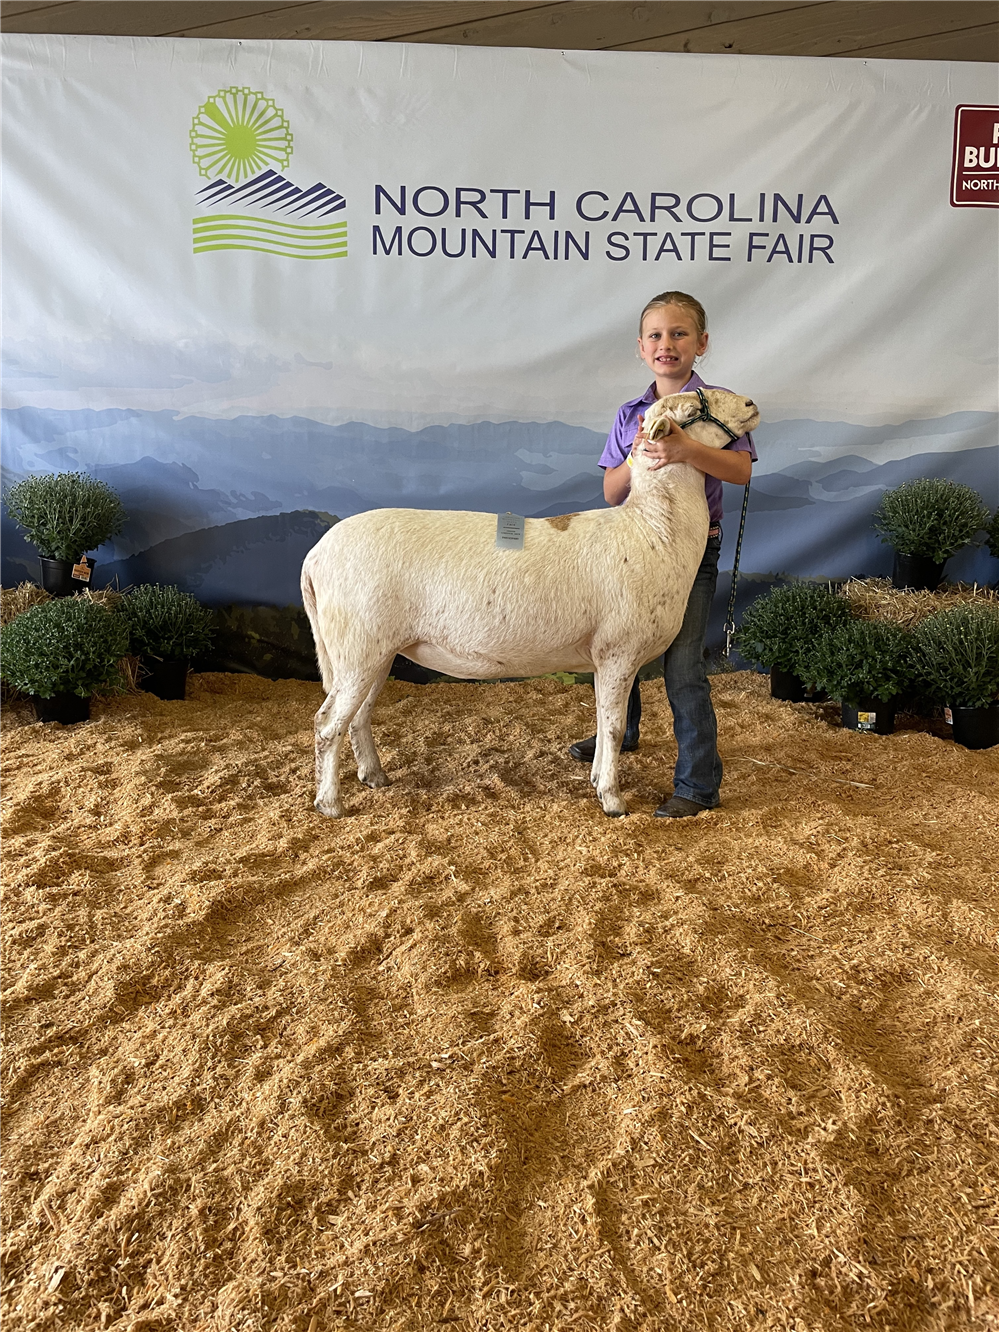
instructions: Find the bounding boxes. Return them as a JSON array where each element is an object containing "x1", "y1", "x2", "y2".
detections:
[
  {"x1": 3, "y1": 407, "x2": 996, "y2": 615},
  {"x1": 196, "y1": 170, "x2": 346, "y2": 217}
]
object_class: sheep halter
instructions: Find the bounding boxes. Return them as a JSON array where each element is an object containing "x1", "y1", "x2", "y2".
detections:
[
  {"x1": 682, "y1": 388, "x2": 751, "y2": 660},
  {"x1": 661, "y1": 388, "x2": 752, "y2": 659},
  {"x1": 685, "y1": 387, "x2": 742, "y2": 443}
]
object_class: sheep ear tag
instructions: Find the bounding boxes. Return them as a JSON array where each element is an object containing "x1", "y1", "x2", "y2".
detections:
[{"x1": 495, "y1": 513, "x2": 525, "y2": 551}]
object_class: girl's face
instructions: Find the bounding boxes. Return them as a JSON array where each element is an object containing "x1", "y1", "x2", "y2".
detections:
[{"x1": 637, "y1": 304, "x2": 709, "y2": 389}]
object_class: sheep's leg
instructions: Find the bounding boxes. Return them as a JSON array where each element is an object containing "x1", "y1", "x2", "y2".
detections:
[
  {"x1": 591, "y1": 666, "x2": 635, "y2": 818},
  {"x1": 589, "y1": 673, "x2": 605, "y2": 790},
  {"x1": 591, "y1": 671, "x2": 615, "y2": 783},
  {"x1": 314, "y1": 673, "x2": 380, "y2": 818},
  {"x1": 349, "y1": 656, "x2": 394, "y2": 787}
]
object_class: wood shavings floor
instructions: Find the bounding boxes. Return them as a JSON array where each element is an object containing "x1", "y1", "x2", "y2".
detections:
[{"x1": 2, "y1": 672, "x2": 997, "y2": 1332}]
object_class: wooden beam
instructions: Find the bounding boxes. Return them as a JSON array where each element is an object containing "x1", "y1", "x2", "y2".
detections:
[
  {"x1": 0, "y1": 2, "x2": 317, "y2": 34},
  {"x1": 848, "y1": 22, "x2": 998, "y2": 61},
  {"x1": 183, "y1": 0, "x2": 999, "y2": 58},
  {"x1": 0, "y1": 1, "x2": 562, "y2": 39},
  {"x1": 612, "y1": 2, "x2": 998, "y2": 58},
  {"x1": 1, "y1": 0, "x2": 994, "y2": 61},
  {"x1": 387, "y1": 2, "x2": 820, "y2": 49},
  {"x1": 1, "y1": 2, "x2": 71, "y2": 14}
]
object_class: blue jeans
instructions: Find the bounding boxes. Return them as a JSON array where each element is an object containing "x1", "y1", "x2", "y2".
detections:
[{"x1": 623, "y1": 534, "x2": 723, "y2": 808}]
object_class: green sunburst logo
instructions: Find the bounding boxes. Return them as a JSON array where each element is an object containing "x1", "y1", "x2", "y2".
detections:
[{"x1": 190, "y1": 87, "x2": 293, "y2": 184}]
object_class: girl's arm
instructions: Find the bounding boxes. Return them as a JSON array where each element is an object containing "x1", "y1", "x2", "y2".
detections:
[
  {"x1": 603, "y1": 414, "x2": 751, "y2": 507},
  {"x1": 603, "y1": 457, "x2": 634, "y2": 506},
  {"x1": 644, "y1": 417, "x2": 752, "y2": 485},
  {"x1": 603, "y1": 411, "x2": 646, "y2": 506}
]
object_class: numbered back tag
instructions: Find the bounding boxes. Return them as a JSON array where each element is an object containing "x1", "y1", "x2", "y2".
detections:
[{"x1": 495, "y1": 512, "x2": 525, "y2": 551}]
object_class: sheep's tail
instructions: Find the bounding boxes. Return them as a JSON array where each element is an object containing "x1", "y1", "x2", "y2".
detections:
[{"x1": 301, "y1": 561, "x2": 336, "y2": 694}]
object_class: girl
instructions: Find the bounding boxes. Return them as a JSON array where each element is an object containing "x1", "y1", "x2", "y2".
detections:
[{"x1": 568, "y1": 291, "x2": 757, "y2": 818}]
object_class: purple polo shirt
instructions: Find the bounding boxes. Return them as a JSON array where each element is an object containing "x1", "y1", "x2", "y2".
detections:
[{"x1": 598, "y1": 371, "x2": 756, "y2": 525}]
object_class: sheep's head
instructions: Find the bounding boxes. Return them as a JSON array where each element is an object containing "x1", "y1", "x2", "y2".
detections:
[{"x1": 645, "y1": 389, "x2": 760, "y2": 450}]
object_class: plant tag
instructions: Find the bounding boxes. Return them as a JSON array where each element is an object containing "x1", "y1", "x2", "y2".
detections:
[
  {"x1": 495, "y1": 512, "x2": 525, "y2": 550},
  {"x1": 71, "y1": 559, "x2": 92, "y2": 582},
  {"x1": 857, "y1": 711, "x2": 877, "y2": 731},
  {"x1": 943, "y1": 707, "x2": 953, "y2": 725}
]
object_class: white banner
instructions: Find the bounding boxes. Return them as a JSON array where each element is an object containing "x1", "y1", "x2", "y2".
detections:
[{"x1": 2, "y1": 35, "x2": 997, "y2": 616}]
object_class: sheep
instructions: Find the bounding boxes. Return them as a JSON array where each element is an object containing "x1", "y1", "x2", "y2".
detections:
[{"x1": 301, "y1": 388, "x2": 760, "y2": 818}]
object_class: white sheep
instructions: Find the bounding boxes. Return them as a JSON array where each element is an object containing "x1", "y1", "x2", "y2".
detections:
[{"x1": 301, "y1": 388, "x2": 759, "y2": 818}]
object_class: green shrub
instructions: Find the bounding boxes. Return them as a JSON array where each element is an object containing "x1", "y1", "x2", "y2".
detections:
[
  {"x1": 4, "y1": 471, "x2": 126, "y2": 561},
  {"x1": 120, "y1": 584, "x2": 214, "y2": 660},
  {"x1": 872, "y1": 479, "x2": 990, "y2": 563},
  {"x1": 986, "y1": 507, "x2": 999, "y2": 562},
  {"x1": 807, "y1": 619, "x2": 915, "y2": 708},
  {"x1": 0, "y1": 598, "x2": 129, "y2": 698},
  {"x1": 734, "y1": 584, "x2": 854, "y2": 677},
  {"x1": 915, "y1": 604, "x2": 999, "y2": 710}
]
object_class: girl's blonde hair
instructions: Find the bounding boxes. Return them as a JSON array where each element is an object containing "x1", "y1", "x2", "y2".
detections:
[{"x1": 638, "y1": 291, "x2": 707, "y2": 338}]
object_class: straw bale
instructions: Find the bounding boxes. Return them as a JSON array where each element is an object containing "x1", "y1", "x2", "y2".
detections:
[
  {"x1": 1, "y1": 582, "x2": 126, "y2": 627},
  {"x1": 0, "y1": 581, "x2": 51, "y2": 626},
  {"x1": 75, "y1": 585, "x2": 126, "y2": 613},
  {"x1": 840, "y1": 576, "x2": 999, "y2": 629},
  {"x1": 1, "y1": 672, "x2": 997, "y2": 1331}
]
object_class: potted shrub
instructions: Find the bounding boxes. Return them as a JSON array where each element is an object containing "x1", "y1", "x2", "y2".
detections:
[
  {"x1": 120, "y1": 584, "x2": 214, "y2": 700},
  {"x1": 0, "y1": 597, "x2": 129, "y2": 723},
  {"x1": 806, "y1": 618, "x2": 915, "y2": 734},
  {"x1": 986, "y1": 507, "x2": 999, "y2": 578},
  {"x1": 915, "y1": 604, "x2": 999, "y2": 749},
  {"x1": 873, "y1": 479, "x2": 990, "y2": 591},
  {"x1": 4, "y1": 471, "x2": 127, "y2": 596},
  {"x1": 734, "y1": 583, "x2": 854, "y2": 700}
]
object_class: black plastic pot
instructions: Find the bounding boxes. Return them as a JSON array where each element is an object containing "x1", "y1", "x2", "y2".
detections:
[
  {"x1": 140, "y1": 656, "x2": 189, "y2": 700},
  {"x1": 770, "y1": 666, "x2": 808, "y2": 701},
  {"x1": 841, "y1": 698, "x2": 897, "y2": 735},
  {"x1": 38, "y1": 557, "x2": 75, "y2": 597},
  {"x1": 769, "y1": 666, "x2": 826, "y2": 703},
  {"x1": 31, "y1": 692, "x2": 91, "y2": 724},
  {"x1": 950, "y1": 703, "x2": 999, "y2": 750},
  {"x1": 37, "y1": 556, "x2": 96, "y2": 597},
  {"x1": 891, "y1": 551, "x2": 944, "y2": 592}
]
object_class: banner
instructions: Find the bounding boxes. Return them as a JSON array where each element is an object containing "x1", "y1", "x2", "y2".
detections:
[{"x1": 2, "y1": 35, "x2": 997, "y2": 635}]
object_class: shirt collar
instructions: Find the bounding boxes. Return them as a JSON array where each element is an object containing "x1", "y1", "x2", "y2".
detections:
[{"x1": 642, "y1": 370, "x2": 705, "y2": 403}]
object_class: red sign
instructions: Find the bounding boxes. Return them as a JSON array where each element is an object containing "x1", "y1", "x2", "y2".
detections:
[{"x1": 951, "y1": 105, "x2": 999, "y2": 208}]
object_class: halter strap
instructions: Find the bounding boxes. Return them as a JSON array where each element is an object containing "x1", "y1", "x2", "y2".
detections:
[
  {"x1": 682, "y1": 388, "x2": 751, "y2": 657},
  {"x1": 686, "y1": 386, "x2": 741, "y2": 442}
]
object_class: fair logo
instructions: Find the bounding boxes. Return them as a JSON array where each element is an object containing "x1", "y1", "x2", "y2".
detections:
[
  {"x1": 190, "y1": 88, "x2": 348, "y2": 257},
  {"x1": 951, "y1": 105, "x2": 999, "y2": 208}
]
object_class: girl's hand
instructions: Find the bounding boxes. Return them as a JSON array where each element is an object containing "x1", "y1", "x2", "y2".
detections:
[{"x1": 641, "y1": 416, "x2": 696, "y2": 469}]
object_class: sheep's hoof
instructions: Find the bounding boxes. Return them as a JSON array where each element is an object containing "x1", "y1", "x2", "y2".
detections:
[
  {"x1": 360, "y1": 771, "x2": 390, "y2": 789},
  {"x1": 604, "y1": 808, "x2": 629, "y2": 818},
  {"x1": 314, "y1": 798, "x2": 344, "y2": 818}
]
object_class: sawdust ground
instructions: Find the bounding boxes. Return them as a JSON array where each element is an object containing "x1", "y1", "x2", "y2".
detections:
[{"x1": 2, "y1": 672, "x2": 997, "y2": 1332}]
